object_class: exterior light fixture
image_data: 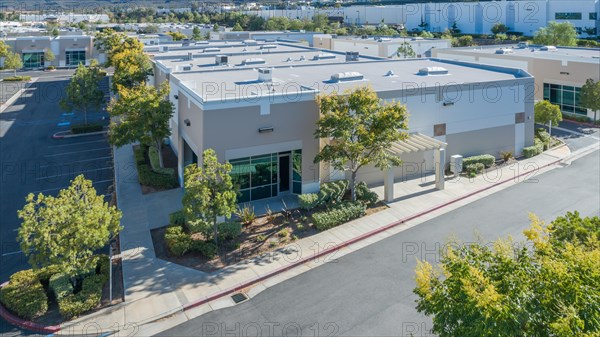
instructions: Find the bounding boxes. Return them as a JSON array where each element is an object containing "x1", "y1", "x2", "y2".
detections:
[
  {"x1": 258, "y1": 126, "x2": 274, "y2": 133},
  {"x1": 174, "y1": 94, "x2": 179, "y2": 99},
  {"x1": 443, "y1": 101, "x2": 454, "y2": 106},
  {"x1": 184, "y1": 119, "x2": 191, "y2": 126}
]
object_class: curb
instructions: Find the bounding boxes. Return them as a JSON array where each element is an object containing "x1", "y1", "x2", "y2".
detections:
[
  {"x1": 0, "y1": 78, "x2": 37, "y2": 113},
  {"x1": 183, "y1": 153, "x2": 565, "y2": 312},
  {"x1": 52, "y1": 130, "x2": 107, "y2": 139},
  {"x1": 563, "y1": 118, "x2": 600, "y2": 128},
  {"x1": 0, "y1": 282, "x2": 61, "y2": 334}
]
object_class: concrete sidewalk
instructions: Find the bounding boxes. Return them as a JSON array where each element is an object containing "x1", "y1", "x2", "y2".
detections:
[{"x1": 58, "y1": 143, "x2": 583, "y2": 335}]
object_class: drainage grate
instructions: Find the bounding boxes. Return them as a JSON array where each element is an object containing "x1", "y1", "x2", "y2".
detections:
[{"x1": 231, "y1": 293, "x2": 248, "y2": 304}]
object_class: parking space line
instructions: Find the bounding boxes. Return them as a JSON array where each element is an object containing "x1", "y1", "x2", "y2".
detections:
[
  {"x1": 1, "y1": 250, "x2": 23, "y2": 257},
  {"x1": 39, "y1": 156, "x2": 113, "y2": 168},
  {"x1": 47, "y1": 139, "x2": 106, "y2": 148},
  {"x1": 37, "y1": 166, "x2": 113, "y2": 180},
  {"x1": 31, "y1": 179, "x2": 113, "y2": 194},
  {"x1": 44, "y1": 147, "x2": 111, "y2": 157}
]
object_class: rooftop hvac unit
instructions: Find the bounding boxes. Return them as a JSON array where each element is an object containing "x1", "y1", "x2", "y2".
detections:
[
  {"x1": 331, "y1": 71, "x2": 364, "y2": 82},
  {"x1": 312, "y1": 53, "x2": 336, "y2": 60},
  {"x1": 260, "y1": 44, "x2": 277, "y2": 50},
  {"x1": 204, "y1": 47, "x2": 220, "y2": 52},
  {"x1": 177, "y1": 64, "x2": 193, "y2": 72},
  {"x1": 345, "y1": 51, "x2": 359, "y2": 62},
  {"x1": 215, "y1": 55, "x2": 228, "y2": 65},
  {"x1": 495, "y1": 48, "x2": 514, "y2": 55},
  {"x1": 185, "y1": 52, "x2": 193, "y2": 61},
  {"x1": 159, "y1": 45, "x2": 169, "y2": 52},
  {"x1": 242, "y1": 58, "x2": 266, "y2": 65},
  {"x1": 258, "y1": 68, "x2": 272, "y2": 82},
  {"x1": 418, "y1": 67, "x2": 448, "y2": 75},
  {"x1": 540, "y1": 45, "x2": 557, "y2": 51}
]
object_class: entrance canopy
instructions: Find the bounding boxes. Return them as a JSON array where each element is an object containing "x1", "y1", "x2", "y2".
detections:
[
  {"x1": 388, "y1": 133, "x2": 447, "y2": 156},
  {"x1": 383, "y1": 133, "x2": 448, "y2": 202}
]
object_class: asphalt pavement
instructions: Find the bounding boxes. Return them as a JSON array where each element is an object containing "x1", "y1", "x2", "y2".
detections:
[
  {"x1": 158, "y1": 149, "x2": 600, "y2": 337},
  {"x1": 0, "y1": 76, "x2": 111, "y2": 336}
]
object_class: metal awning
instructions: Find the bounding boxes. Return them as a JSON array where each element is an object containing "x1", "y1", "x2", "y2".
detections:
[{"x1": 388, "y1": 133, "x2": 447, "y2": 156}]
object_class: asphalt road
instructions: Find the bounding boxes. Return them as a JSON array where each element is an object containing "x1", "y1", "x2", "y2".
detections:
[
  {"x1": 0, "y1": 76, "x2": 112, "y2": 336},
  {"x1": 158, "y1": 149, "x2": 600, "y2": 337}
]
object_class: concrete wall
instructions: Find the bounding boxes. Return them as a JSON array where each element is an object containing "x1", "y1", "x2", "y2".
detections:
[{"x1": 7, "y1": 36, "x2": 96, "y2": 68}]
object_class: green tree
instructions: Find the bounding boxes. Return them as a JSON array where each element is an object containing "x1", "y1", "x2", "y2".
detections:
[
  {"x1": 580, "y1": 78, "x2": 600, "y2": 121},
  {"x1": 44, "y1": 49, "x2": 55, "y2": 66},
  {"x1": 533, "y1": 21, "x2": 577, "y2": 46},
  {"x1": 167, "y1": 31, "x2": 187, "y2": 41},
  {"x1": 491, "y1": 23, "x2": 509, "y2": 35},
  {"x1": 455, "y1": 35, "x2": 475, "y2": 47},
  {"x1": 94, "y1": 29, "x2": 127, "y2": 60},
  {"x1": 60, "y1": 62, "x2": 105, "y2": 125},
  {"x1": 414, "y1": 212, "x2": 600, "y2": 337},
  {"x1": 213, "y1": 23, "x2": 219, "y2": 32},
  {"x1": 419, "y1": 30, "x2": 434, "y2": 38},
  {"x1": 396, "y1": 42, "x2": 416, "y2": 58},
  {"x1": 49, "y1": 27, "x2": 60, "y2": 38},
  {"x1": 535, "y1": 100, "x2": 563, "y2": 128},
  {"x1": 314, "y1": 86, "x2": 409, "y2": 201},
  {"x1": 17, "y1": 175, "x2": 122, "y2": 279},
  {"x1": 0, "y1": 40, "x2": 9, "y2": 57},
  {"x1": 108, "y1": 82, "x2": 173, "y2": 167},
  {"x1": 182, "y1": 149, "x2": 237, "y2": 246},
  {"x1": 4, "y1": 52, "x2": 22, "y2": 77},
  {"x1": 494, "y1": 33, "x2": 508, "y2": 42},
  {"x1": 192, "y1": 26, "x2": 202, "y2": 40},
  {"x1": 111, "y1": 49, "x2": 152, "y2": 92},
  {"x1": 232, "y1": 23, "x2": 243, "y2": 31}
]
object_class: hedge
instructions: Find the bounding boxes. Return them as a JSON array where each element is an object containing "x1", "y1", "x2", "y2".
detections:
[
  {"x1": 356, "y1": 181, "x2": 378, "y2": 206},
  {"x1": 465, "y1": 163, "x2": 485, "y2": 177},
  {"x1": 2, "y1": 76, "x2": 31, "y2": 82},
  {"x1": 58, "y1": 274, "x2": 104, "y2": 319},
  {"x1": 298, "y1": 193, "x2": 319, "y2": 211},
  {"x1": 218, "y1": 221, "x2": 242, "y2": 241},
  {"x1": 462, "y1": 154, "x2": 495, "y2": 168},
  {"x1": 49, "y1": 273, "x2": 74, "y2": 301},
  {"x1": 71, "y1": 123, "x2": 104, "y2": 134},
  {"x1": 523, "y1": 146, "x2": 540, "y2": 158},
  {"x1": 534, "y1": 138, "x2": 544, "y2": 153},
  {"x1": 0, "y1": 270, "x2": 48, "y2": 320},
  {"x1": 317, "y1": 180, "x2": 349, "y2": 205},
  {"x1": 312, "y1": 202, "x2": 366, "y2": 231},
  {"x1": 190, "y1": 240, "x2": 218, "y2": 259},
  {"x1": 164, "y1": 225, "x2": 192, "y2": 256},
  {"x1": 133, "y1": 146, "x2": 178, "y2": 189},
  {"x1": 148, "y1": 146, "x2": 175, "y2": 176}
]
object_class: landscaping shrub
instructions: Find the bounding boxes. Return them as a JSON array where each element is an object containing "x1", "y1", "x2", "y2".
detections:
[
  {"x1": 499, "y1": 151, "x2": 513, "y2": 162},
  {"x1": 58, "y1": 274, "x2": 104, "y2": 319},
  {"x1": 71, "y1": 123, "x2": 104, "y2": 134},
  {"x1": 164, "y1": 225, "x2": 191, "y2": 256},
  {"x1": 462, "y1": 154, "x2": 495, "y2": 168},
  {"x1": 190, "y1": 240, "x2": 218, "y2": 259},
  {"x1": 312, "y1": 202, "x2": 366, "y2": 231},
  {"x1": 133, "y1": 146, "x2": 178, "y2": 189},
  {"x1": 0, "y1": 270, "x2": 48, "y2": 320},
  {"x1": 46, "y1": 66, "x2": 56, "y2": 70},
  {"x1": 356, "y1": 181, "x2": 378, "y2": 206},
  {"x1": 523, "y1": 146, "x2": 540, "y2": 158},
  {"x1": 36, "y1": 264, "x2": 62, "y2": 284},
  {"x1": 465, "y1": 163, "x2": 485, "y2": 177},
  {"x1": 316, "y1": 180, "x2": 350, "y2": 206},
  {"x1": 535, "y1": 129, "x2": 551, "y2": 148},
  {"x1": 298, "y1": 193, "x2": 319, "y2": 210},
  {"x1": 534, "y1": 138, "x2": 544, "y2": 153},
  {"x1": 147, "y1": 146, "x2": 175, "y2": 175},
  {"x1": 218, "y1": 221, "x2": 242, "y2": 241},
  {"x1": 49, "y1": 273, "x2": 74, "y2": 301},
  {"x1": 169, "y1": 209, "x2": 186, "y2": 226},
  {"x1": 96, "y1": 255, "x2": 110, "y2": 282},
  {"x1": 236, "y1": 204, "x2": 256, "y2": 225},
  {"x1": 2, "y1": 76, "x2": 31, "y2": 82}
]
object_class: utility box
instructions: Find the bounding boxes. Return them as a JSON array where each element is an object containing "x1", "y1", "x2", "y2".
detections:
[{"x1": 450, "y1": 155, "x2": 463, "y2": 175}]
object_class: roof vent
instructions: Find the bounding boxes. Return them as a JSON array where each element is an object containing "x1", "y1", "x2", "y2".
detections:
[
  {"x1": 286, "y1": 57, "x2": 293, "y2": 62},
  {"x1": 345, "y1": 51, "x2": 359, "y2": 62},
  {"x1": 177, "y1": 64, "x2": 193, "y2": 72},
  {"x1": 243, "y1": 39, "x2": 257, "y2": 45},
  {"x1": 313, "y1": 53, "x2": 336, "y2": 60},
  {"x1": 385, "y1": 70, "x2": 395, "y2": 77},
  {"x1": 540, "y1": 45, "x2": 557, "y2": 51},
  {"x1": 418, "y1": 67, "x2": 448, "y2": 75},
  {"x1": 242, "y1": 58, "x2": 266, "y2": 65},
  {"x1": 495, "y1": 48, "x2": 514, "y2": 54},
  {"x1": 258, "y1": 68, "x2": 272, "y2": 82},
  {"x1": 299, "y1": 55, "x2": 306, "y2": 61},
  {"x1": 215, "y1": 55, "x2": 228, "y2": 65},
  {"x1": 260, "y1": 44, "x2": 277, "y2": 50},
  {"x1": 185, "y1": 52, "x2": 193, "y2": 61},
  {"x1": 204, "y1": 47, "x2": 220, "y2": 53},
  {"x1": 331, "y1": 71, "x2": 364, "y2": 82}
]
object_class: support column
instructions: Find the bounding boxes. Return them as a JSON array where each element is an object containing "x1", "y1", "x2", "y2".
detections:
[
  {"x1": 383, "y1": 168, "x2": 395, "y2": 202},
  {"x1": 435, "y1": 148, "x2": 445, "y2": 190}
]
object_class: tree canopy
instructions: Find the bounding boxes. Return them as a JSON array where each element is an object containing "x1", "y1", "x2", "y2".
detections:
[
  {"x1": 4, "y1": 52, "x2": 23, "y2": 77},
  {"x1": 182, "y1": 149, "x2": 237, "y2": 246},
  {"x1": 396, "y1": 42, "x2": 416, "y2": 58},
  {"x1": 414, "y1": 211, "x2": 600, "y2": 337},
  {"x1": 533, "y1": 21, "x2": 577, "y2": 46},
  {"x1": 108, "y1": 82, "x2": 174, "y2": 167},
  {"x1": 60, "y1": 61, "x2": 105, "y2": 125},
  {"x1": 534, "y1": 100, "x2": 563, "y2": 126},
  {"x1": 17, "y1": 175, "x2": 122, "y2": 277},
  {"x1": 491, "y1": 23, "x2": 509, "y2": 35},
  {"x1": 110, "y1": 49, "x2": 153, "y2": 92},
  {"x1": 314, "y1": 86, "x2": 409, "y2": 201},
  {"x1": 580, "y1": 78, "x2": 600, "y2": 120},
  {"x1": 0, "y1": 40, "x2": 9, "y2": 57}
]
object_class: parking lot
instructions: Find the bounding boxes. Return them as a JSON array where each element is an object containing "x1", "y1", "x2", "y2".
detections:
[{"x1": 0, "y1": 76, "x2": 111, "y2": 296}]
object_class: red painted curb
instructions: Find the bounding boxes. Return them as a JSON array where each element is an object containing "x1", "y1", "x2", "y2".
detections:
[
  {"x1": 0, "y1": 282, "x2": 61, "y2": 334},
  {"x1": 183, "y1": 156, "x2": 564, "y2": 312},
  {"x1": 563, "y1": 118, "x2": 600, "y2": 128}
]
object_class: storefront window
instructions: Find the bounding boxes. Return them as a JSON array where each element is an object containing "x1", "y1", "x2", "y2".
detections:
[
  {"x1": 66, "y1": 50, "x2": 86, "y2": 66},
  {"x1": 22, "y1": 52, "x2": 44, "y2": 68},
  {"x1": 543, "y1": 83, "x2": 586, "y2": 115}
]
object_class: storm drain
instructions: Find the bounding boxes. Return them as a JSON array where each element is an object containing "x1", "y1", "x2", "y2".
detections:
[{"x1": 231, "y1": 293, "x2": 249, "y2": 304}]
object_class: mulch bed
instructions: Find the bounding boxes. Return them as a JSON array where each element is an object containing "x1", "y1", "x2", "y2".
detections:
[{"x1": 151, "y1": 201, "x2": 388, "y2": 273}]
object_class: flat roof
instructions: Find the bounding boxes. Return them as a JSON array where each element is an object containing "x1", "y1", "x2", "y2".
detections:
[
  {"x1": 173, "y1": 58, "x2": 528, "y2": 102},
  {"x1": 332, "y1": 36, "x2": 451, "y2": 44},
  {"x1": 438, "y1": 44, "x2": 600, "y2": 63}
]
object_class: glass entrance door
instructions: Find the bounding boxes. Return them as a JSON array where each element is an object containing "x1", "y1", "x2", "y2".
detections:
[{"x1": 278, "y1": 155, "x2": 290, "y2": 193}]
